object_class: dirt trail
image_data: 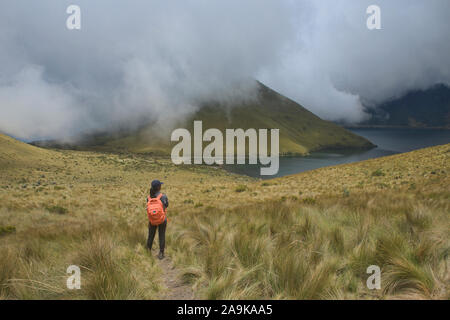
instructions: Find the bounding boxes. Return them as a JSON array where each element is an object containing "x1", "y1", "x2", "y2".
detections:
[{"x1": 158, "y1": 256, "x2": 196, "y2": 300}]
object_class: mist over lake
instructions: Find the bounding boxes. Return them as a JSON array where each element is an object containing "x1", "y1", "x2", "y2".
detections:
[{"x1": 225, "y1": 128, "x2": 450, "y2": 179}]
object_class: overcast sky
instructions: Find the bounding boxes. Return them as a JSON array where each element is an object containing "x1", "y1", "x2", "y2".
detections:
[{"x1": 0, "y1": 0, "x2": 449, "y2": 140}]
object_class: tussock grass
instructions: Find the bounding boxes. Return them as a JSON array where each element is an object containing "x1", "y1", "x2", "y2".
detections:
[
  {"x1": 0, "y1": 225, "x2": 16, "y2": 237},
  {"x1": 0, "y1": 247, "x2": 19, "y2": 297},
  {"x1": 45, "y1": 205, "x2": 69, "y2": 215},
  {"x1": 0, "y1": 217, "x2": 161, "y2": 299},
  {"x1": 235, "y1": 185, "x2": 248, "y2": 193},
  {"x1": 1, "y1": 135, "x2": 448, "y2": 300},
  {"x1": 169, "y1": 188, "x2": 449, "y2": 299},
  {"x1": 77, "y1": 235, "x2": 145, "y2": 299}
]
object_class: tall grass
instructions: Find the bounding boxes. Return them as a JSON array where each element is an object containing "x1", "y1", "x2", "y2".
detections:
[
  {"x1": 1, "y1": 139, "x2": 448, "y2": 300},
  {"x1": 170, "y1": 189, "x2": 449, "y2": 300},
  {"x1": 0, "y1": 218, "x2": 162, "y2": 299},
  {"x1": 77, "y1": 235, "x2": 144, "y2": 299}
]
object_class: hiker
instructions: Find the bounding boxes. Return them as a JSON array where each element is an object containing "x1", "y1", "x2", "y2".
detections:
[{"x1": 146, "y1": 179, "x2": 169, "y2": 260}]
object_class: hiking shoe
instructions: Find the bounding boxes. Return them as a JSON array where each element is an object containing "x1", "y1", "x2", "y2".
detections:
[{"x1": 158, "y1": 252, "x2": 165, "y2": 260}]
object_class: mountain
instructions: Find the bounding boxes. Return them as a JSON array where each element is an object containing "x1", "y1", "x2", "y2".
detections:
[
  {"x1": 361, "y1": 84, "x2": 450, "y2": 128},
  {"x1": 33, "y1": 82, "x2": 374, "y2": 155},
  {"x1": 0, "y1": 133, "x2": 53, "y2": 169}
]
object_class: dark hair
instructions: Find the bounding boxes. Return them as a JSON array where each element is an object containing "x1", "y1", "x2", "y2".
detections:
[{"x1": 150, "y1": 185, "x2": 161, "y2": 198}]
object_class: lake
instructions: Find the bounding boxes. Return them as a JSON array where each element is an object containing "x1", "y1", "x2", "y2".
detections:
[{"x1": 224, "y1": 128, "x2": 450, "y2": 179}]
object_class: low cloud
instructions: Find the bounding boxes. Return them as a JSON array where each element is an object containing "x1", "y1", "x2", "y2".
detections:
[
  {"x1": 0, "y1": 0, "x2": 449, "y2": 140},
  {"x1": 0, "y1": 66, "x2": 79, "y2": 140}
]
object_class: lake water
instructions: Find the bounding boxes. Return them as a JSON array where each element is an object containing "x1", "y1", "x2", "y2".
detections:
[{"x1": 224, "y1": 128, "x2": 450, "y2": 179}]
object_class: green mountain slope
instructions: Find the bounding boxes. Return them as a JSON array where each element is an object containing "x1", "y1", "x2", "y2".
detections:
[
  {"x1": 35, "y1": 82, "x2": 374, "y2": 155},
  {"x1": 0, "y1": 134, "x2": 54, "y2": 169}
]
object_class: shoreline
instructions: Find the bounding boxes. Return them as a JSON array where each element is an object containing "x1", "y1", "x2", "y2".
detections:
[{"x1": 344, "y1": 125, "x2": 450, "y2": 130}]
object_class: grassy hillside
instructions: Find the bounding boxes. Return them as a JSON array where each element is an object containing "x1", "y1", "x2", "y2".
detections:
[
  {"x1": 0, "y1": 135, "x2": 448, "y2": 299},
  {"x1": 35, "y1": 82, "x2": 374, "y2": 156},
  {"x1": 0, "y1": 134, "x2": 54, "y2": 169}
]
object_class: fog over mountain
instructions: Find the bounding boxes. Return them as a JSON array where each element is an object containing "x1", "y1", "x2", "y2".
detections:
[{"x1": 0, "y1": 0, "x2": 449, "y2": 140}]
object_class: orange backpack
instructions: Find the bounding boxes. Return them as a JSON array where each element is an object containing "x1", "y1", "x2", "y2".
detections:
[{"x1": 147, "y1": 194, "x2": 167, "y2": 225}]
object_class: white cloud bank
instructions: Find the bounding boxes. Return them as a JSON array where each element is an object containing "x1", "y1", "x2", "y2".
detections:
[{"x1": 0, "y1": 0, "x2": 449, "y2": 140}]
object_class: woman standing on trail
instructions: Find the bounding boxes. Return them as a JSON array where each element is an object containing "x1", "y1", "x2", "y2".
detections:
[{"x1": 146, "y1": 180, "x2": 169, "y2": 260}]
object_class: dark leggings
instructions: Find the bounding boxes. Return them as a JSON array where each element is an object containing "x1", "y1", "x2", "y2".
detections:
[{"x1": 147, "y1": 220, "x2": 167, "y2": 252}]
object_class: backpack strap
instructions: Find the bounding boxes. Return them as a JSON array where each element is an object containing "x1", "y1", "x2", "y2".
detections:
[
  {"x1": 148, "y1": 194, "x2": 163, "y2": 204},
  {"x1": 156, "y1": 194, "x2": 167, "y2": 213}
]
